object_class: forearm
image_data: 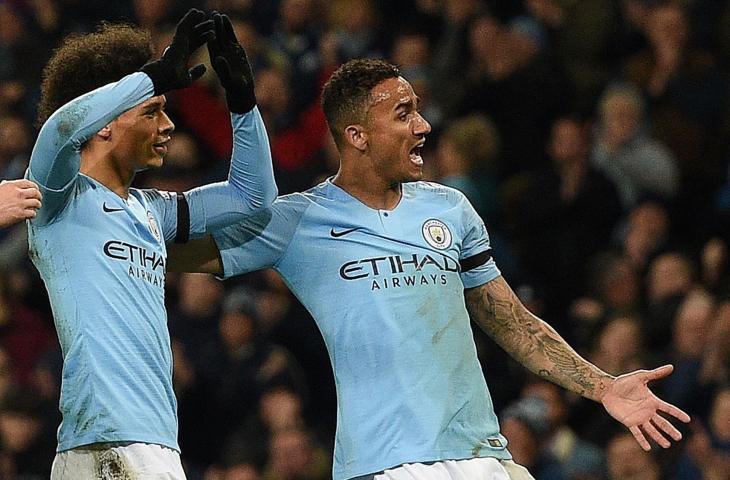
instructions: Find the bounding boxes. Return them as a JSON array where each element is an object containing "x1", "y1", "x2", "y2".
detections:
[
  {"x1": 228, "y1": 107, "x2": 277, "y2": 210},
  {"x1": 184, "y1": 107, "x2": 277, "y2": 236},
  {"x1": 30, "y1": 72, "x2": 154, "y2": 189},
  {"x1": 465, "y1": 276, "x2": 615, "y2": 401}
]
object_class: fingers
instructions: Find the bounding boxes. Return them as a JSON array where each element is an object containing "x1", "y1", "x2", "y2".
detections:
[
  {"x1": 20, "y1": 185, "x2": 42, "y2": 201},
  {"x1": 9, "y1": 179, "x2": 39, "y2": 191},
  {"x1": 658, "y1": 399, "x2": 691, "y2": 423},
  {"x1": 177, "y1": 8, "x2": 206, "y2": 34},
  {"x1": 645, "y1": 364, "x2": 674, "y2": 381},
  {"x1": 22, "y1": 206, "x2": 39, "y2": 219},
  {"x1": 629, "y1": 425, "x2": 651, "y2": 451},
  {"x1": 191, "y1": 19, "x2": 216, "y2": 48},
  {"x1": 652, "y1": 413, "x2": 682, "y2": 442},
  {"x1": 213, "y1": 11, "x2": 224, "y2": 38},
  {"x1": 207, "y1": 12, "x2": 223, "y2": 54},
  {"x1": 188, "y1": 64, "x2": 207, "y2": 83},
  {"x1": 221, "y1": 14, "x2": 238, "y2": 43},
  {"x1": 23, "y1": 198, "x2": 42, "y2": 209},
  {"x1": 642, "y1": 420, "x2": 671, "y2": 448}
]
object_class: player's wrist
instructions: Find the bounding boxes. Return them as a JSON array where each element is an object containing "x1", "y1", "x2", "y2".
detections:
[
  {"x1": 225, "y1": 89, "x2": 256, "y2": 114},
  {"x1": 140, "y1": 60, "x2": 175, "y2": 96}
]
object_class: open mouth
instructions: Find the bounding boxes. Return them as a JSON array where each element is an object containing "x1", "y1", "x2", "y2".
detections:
[
  {"x1": 153, "y1": 140, "x2": 170, "y2": 155},
  {"x1": 409, "y1": 143, "x2": 424, "y2": 166}
]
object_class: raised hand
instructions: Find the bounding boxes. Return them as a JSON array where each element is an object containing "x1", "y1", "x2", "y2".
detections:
[
  {"x1": 0, "y1": 179, "x2": 42, "y2": 226},
  {"x1": 207, "y1": 12, "x2": 256, "y2": 113},
  {"x1": 601, "y1": 364, "x2": 691, "y2": 450},
  {"x1": 141, "y1": 8, "x2": 215, "y2": 95}
]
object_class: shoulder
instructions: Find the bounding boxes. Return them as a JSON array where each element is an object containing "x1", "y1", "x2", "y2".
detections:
[
  {"x1": 406, "y1": 181, "x2": 470, "y2": 206},
  {"x1": 270, "y1": 181, "x2": 337, "y2": 212},
  {"x1": 134, "y1": 188, "x2": 176, "y2": 204}
]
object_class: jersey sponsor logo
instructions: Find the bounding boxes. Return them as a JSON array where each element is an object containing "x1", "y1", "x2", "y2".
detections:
[
  {"x1": 422, "y1": 219, "x2": 452, "y2": 250},
  {"x1": 340, "y1": 253, "x2": 459, "y2": 291},
  {"x1": 103, "y1": 240, "x2": 166, "y2": 288},
  {"x1": 330, "y1": 227, "x2": 358, "y2": 238},
  {"x1": 102, "y1": 202, "x2": 124, "y2": 213},
  {"x1": 147, "y1": 211, "x2": 161, "y2": 242}
]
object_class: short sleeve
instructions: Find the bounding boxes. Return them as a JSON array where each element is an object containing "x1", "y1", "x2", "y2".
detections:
[
  {"x1": 212, "y1": 194, "x2": 309, "y2": 278},
  {"x1": 458, "y1": 194, "x2": 501, "y2": 289}
]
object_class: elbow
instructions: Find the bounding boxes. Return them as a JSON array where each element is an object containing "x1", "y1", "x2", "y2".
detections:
[
  {"x1": 237, "y1": 180, "x2": 277, "y2": 213},
  {"x1": 262, "y1": 182, "x2": 278, "y2": 207}
]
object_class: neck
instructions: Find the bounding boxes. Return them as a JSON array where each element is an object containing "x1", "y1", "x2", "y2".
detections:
[
  {"x1": 333, "y1": 156, "x2": 402, "y2": 210},
  {"x1": 80, "y1": 145, "x2": 135, "y2": 199}
]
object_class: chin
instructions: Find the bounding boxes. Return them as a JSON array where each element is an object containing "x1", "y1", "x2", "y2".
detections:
[
  {"x1": 149, "y1": 155, "x2": 165, "y2": 169},
  {"x1": 406, "y1": 167, "x2": 424, "y2": 182}
]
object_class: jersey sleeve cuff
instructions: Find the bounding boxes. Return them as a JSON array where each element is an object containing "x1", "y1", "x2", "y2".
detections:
[{"x1": 460, "y1": 256, "x2": 501, "y2": 289}]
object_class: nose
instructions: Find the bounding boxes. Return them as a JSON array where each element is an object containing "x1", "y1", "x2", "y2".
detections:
[
  {"x1": 160, "y1": 111, "x2": 175, "y2": 135},
  {"x1": 413, "y1": 112, "x2": 431, "y2": 136}
]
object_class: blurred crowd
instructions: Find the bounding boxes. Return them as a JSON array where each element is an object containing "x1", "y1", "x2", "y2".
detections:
[{"x1": 1, "y1": 0, "x2": 730, "y2": 479}]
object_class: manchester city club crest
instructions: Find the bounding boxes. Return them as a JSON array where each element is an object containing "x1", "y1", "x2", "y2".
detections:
[
  {"x1": 422, "y1": 219, "x2": 452, "y2": 250},
  {"x1": 147, "y1": 211, "x2": 161, "y2": 242}
]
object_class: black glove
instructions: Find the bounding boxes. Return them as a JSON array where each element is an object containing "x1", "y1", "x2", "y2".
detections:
[
  {"x1": 207, "y1": 12, "x2": 256, "y2": 113},
  {"x1": 141, "y1": 8, "x2": 215, "y2": 95}
]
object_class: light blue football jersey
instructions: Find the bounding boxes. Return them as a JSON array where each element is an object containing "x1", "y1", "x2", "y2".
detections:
[
  {"x1": 213, "y1": 179, "x2": 511, "y2": 480},
  {"x1": 27, "y1": 72, "x2": 276, "y2": 452}
]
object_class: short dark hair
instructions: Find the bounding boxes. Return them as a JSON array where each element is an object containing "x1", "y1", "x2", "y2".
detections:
[
  {"x1": 321, "y1": 59, "x2": 400, "y2": 146},
  {"x1": 37, "y1": 23, "x2": 153, "y2": 127}
]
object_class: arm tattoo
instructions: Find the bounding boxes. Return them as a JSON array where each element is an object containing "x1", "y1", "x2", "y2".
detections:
[{"x1": 465, "y1": 277, "x2": 614, "y2": 401}]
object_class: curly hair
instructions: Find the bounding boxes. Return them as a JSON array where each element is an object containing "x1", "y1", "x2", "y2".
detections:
[
  {"x1": 36, "y1": 23, "x2": 153, "y2": 127},
  {"x1": 321, "y1": 59, "x2": 400, "y2": 146}
]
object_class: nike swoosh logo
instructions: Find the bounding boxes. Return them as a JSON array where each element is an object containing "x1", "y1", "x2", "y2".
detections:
[
  {"x1": 330, "y1": 227, "x2": 358, "y2": 238},
  {"x1": 103, "y1": 202, "x2": 124, "y2": 213}
]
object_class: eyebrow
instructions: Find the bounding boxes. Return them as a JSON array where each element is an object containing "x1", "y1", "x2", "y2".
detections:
[
  {"x1": 142, "y1": 99, "x2": 166, "y2": 113},
  {"x1": 394, "y1": 96, "x2": 421, "y2": 112}
]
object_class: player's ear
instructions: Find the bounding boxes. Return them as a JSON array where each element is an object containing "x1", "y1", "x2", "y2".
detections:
[
  {"x1": 344, "y1": 124, "x2": 368, "y2": 152},
  {"x1": 97, "y1": 124, "x2": 112, "y2": 141}
]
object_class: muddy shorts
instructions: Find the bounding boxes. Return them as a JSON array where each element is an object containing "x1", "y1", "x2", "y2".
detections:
[
  {"x1": 51, "y1": 442, "x2": 186, "y2": 479},
  {"x1": 359, "y1": 457, "x2": 536, "y2": 480}
]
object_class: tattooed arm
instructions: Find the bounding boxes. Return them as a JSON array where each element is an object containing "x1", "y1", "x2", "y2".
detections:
[
  {"x1": 464, "y1": 275, "x2": 613, "y2": 400},
  {"x1": 465, "y1": 276, "x2": 691, "y2": 450}
]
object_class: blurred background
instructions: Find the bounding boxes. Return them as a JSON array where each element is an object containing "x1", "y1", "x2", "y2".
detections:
[{"x1": 1, "y1": 0, "x2": 730, "y2": 479}]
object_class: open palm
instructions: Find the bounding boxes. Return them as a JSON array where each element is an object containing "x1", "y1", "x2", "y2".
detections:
[{"x1": 601, "y1": 364, "x2": 691, "y2": 451}]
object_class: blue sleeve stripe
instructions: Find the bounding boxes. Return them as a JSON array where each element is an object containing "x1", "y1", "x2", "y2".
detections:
[
  {"x1": 174, "y1": 193, "x2": 190, "y2": 244},
  {"x1": 460, "y1": 249, "x2": 492, "y2": 272}
]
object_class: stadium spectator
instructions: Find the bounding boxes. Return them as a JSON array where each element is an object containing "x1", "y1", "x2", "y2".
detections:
[
  {"x1": 674, "y1": 387, "x2": 730, "y2": 480},
  {"x1": 591, "y1": 82, "x2": 679, "y2": 209},
  {"x1": 0, "y1": 385, "x2": 56, "y2": 479},
  {"x1": 606, "y1": 432, "x2": 660, "y2": 480},
  {"x1": 520, "y1": 381, "x2": 606, "y2": 480},
  {"x1": 661, "y1": 289, "x2": 717, "y2": 416},
  {"x1": 500, "y1": 397, "x2": 569, "y2": 480},
  {"x1": 507, "y1": 116, "x2": 622, "y2": 316},
  {"x1": 644, "y1": 251, "x2": 696, "y2": 350},
  {"x1": 434, "y1": 114, "x2": 500, "y2": 222}
]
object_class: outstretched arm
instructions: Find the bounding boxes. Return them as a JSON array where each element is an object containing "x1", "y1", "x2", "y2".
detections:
[
  {"x1": 182, "y1": 12, "x2": 277, "y2": 236},
  {"x1": 465, "y1": 276, "x2": 690, "y2": 450}
]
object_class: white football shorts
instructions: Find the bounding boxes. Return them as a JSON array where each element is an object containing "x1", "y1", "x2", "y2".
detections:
[
  {"x1": 50, "y1": 442, "x2": 186, "y2": 479},
  {"x1": 372, "y1": 457, "x2": 536, "y2": 480}
]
